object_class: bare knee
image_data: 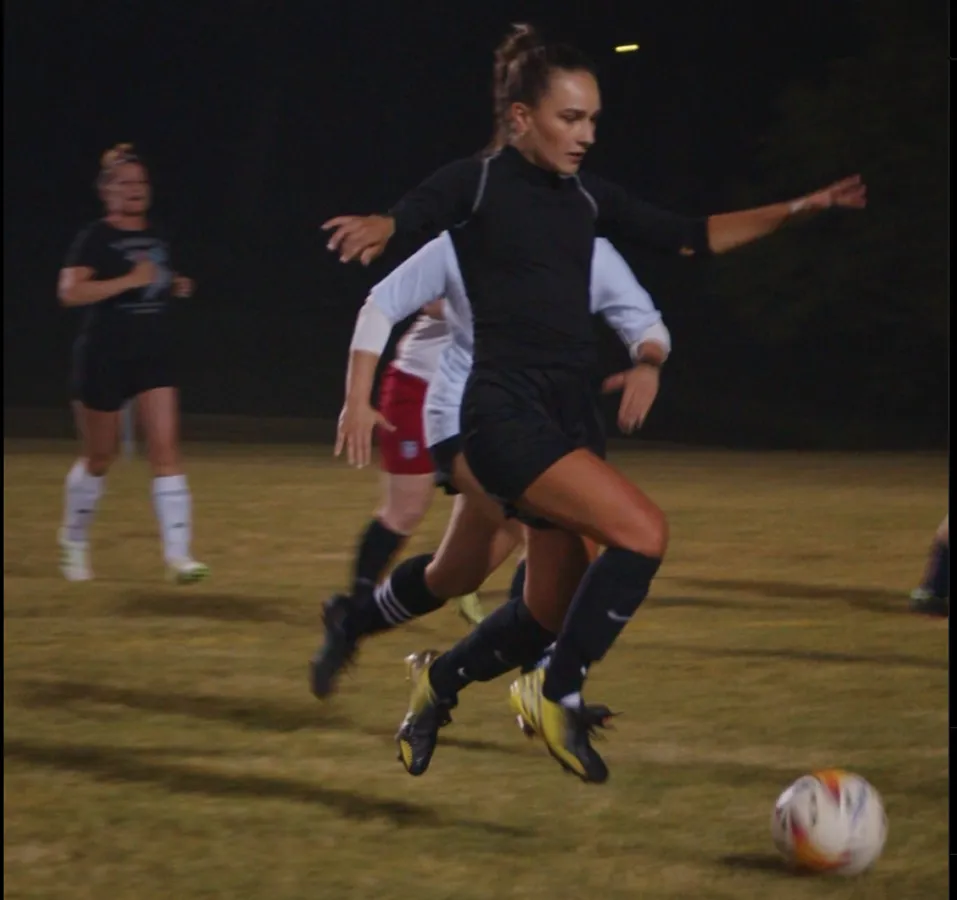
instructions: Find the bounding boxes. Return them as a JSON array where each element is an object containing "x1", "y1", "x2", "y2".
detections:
[
  {"x1": 379, "y1": 498, "x2": 430, "y2": 536},
  {"x1": 85, "y1": 452, "x2": 114, "y2": 477},
  {"x1": 377, "y1": 475, "x2": 434, "y2": 536},
  {"x1": 604, "y1": 503, "x2": 669, "y2": 559}
]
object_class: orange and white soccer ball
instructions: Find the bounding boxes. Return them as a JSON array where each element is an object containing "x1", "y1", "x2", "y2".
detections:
[{"x1": 770, "y1": 769, "x2": 888, "y2": 875}]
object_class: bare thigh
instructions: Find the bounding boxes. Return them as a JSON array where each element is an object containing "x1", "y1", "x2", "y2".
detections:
[{"x1": 518, "y1": 449, "x2": 668, "y2": 558}]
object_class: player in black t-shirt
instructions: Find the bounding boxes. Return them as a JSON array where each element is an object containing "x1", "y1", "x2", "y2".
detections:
[
  {"x1": 57, "y1": 143, "x2": 208, "y2": 585},
  {"x1": 323, "y1": 25, "x2": 867, "y2": 782}
]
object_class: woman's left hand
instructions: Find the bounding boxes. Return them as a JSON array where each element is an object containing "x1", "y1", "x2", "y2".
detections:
[
  {"x1": 796, "y1": 175, "x2": 867, "y2": 213},
  {"x1": 602, "y1": 363, "x2": 661, "y2": 434}
]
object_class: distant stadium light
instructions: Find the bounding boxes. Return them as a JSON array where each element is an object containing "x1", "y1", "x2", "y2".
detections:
[{"x1": 614, "y1": 44, "x2": 639, "y2": 53}]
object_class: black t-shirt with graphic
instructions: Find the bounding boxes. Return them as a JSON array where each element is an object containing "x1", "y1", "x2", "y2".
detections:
[{"x1": 64, "y1": 219, "x2": 177, "y2": 358}]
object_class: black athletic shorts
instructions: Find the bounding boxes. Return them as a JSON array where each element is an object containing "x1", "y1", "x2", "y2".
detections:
[
  {"x1": 71, "y1": 337, "x2": 176, "y2": 412},
  {"x1": 429, "y1": 434, "x2": 462, "y2": 496},
  {"x1": 461, "y1": 367, "x2": 606, "y2": 529}
]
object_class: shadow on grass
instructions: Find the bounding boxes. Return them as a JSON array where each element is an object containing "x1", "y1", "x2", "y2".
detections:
[
  {"x1": 18, "y1": 680, "x2": 530, "y2": 756},
  {"x1": 669, "y1": 576, "x2": 910, "y2": 615},
  {"x1": 114, "y1": 590, "x2": 303, "y2": 625},
  {"x1": 719, "y1": 853, "x2": 797, "y2": 876},
  {"x1": 648, "y1": 595, "x2": 757, "y2": 611},
  {"x1": 639, "y1": 641, "x2": 946, "y2": 671},
  {"x1": 3, "y1": 737, "x2": 524, "y2": 836},
  {"x1": 112, "y1": 590, "x2": 450, "y2": 635}
]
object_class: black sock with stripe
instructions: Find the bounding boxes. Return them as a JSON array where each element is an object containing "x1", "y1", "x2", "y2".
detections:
[{"x1": 345, "y1": 554, "x2": 444, "y2": 641}]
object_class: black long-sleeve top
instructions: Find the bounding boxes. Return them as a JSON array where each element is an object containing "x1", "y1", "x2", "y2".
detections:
[{"x1": 389, "y1": 144, "x2": 709, "y2": 372}]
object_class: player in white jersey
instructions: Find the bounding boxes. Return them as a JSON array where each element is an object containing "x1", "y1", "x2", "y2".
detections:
[
  {"x1": 310, "y1": 231, "x2": 670, "y2": 699},
  {"x1": 345, "y1": 298, "x2": 487, "y2": 628}
]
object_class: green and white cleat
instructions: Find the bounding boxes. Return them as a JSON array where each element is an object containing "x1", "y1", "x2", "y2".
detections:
[
  {"x1": 909, "y1": 587, "x2": 948, "y2": 617},
  {"x1": 167, "y1": 558, "x2": 210, "y2": 585},
  {"x1": 58, "y1": 528, "x2": 93, "y2": 582},
  {"x1": 455, "y1": 592, "x2": 486, "y2": 627}
]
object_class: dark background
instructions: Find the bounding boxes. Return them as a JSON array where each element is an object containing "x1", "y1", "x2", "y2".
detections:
[{"x1": 3, "y1": 0, "x2": 949, "y2": 448}]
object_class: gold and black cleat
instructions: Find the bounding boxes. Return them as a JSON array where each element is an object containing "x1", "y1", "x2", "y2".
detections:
[
  {"x1": 509, "y1": 668, "x2": 615, "y2": 784},
  {"x1": 396, "y1": 651, "x2": 456, "y2": 776}
]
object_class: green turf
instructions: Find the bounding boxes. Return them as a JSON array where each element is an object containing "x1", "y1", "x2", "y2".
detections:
[{"x1": 3, "y1": 441, "x2": 948, "y2": 899}]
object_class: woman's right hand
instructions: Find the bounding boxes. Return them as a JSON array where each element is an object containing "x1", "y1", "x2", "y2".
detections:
[
  {"x1": 322, "y1": 214, "x2": 395, "y2": 265},
  {"x1": 126, "y1": 259, "x2": 158, "y2": 289},
  {"x1": 335, "y1": 400, "x2": 395, "y2": 468}
]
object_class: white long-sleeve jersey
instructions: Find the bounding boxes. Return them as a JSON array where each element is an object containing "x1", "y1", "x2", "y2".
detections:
[{"x1": 351, "y1": 231, "x2": 671, "y2": 448}]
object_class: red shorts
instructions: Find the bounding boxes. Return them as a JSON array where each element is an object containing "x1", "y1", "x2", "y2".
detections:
[{"x1": 377, "y1": 363, "x2": 434, "y2": 475}]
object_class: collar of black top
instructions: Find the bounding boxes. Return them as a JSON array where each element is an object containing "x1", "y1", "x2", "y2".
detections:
[{"x1": 500, "y1": 144, "x2": 574, "y2": 187}]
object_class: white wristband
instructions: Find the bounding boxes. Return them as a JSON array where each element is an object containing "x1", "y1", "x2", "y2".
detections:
[
  {"x1": 628, "y1": 322, "x2": 672, "y2": 363},
  {"x1": 789, "y1": 197, "x2": 809, "y2": 215}
]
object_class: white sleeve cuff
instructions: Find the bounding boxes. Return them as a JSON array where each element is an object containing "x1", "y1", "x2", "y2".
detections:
[
  {"x1": 628, "y1": 321, "x2": 672, "y2": 362},
  {"x1": 349, "y1": 299, "x2": 394, "y2": 355}
]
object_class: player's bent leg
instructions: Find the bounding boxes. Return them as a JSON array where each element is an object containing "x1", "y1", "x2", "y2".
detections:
[
  {"x1": 509, "y1": 450, "x2": 667, "y2": 782},
  {"x1": 138, "y1": 387, "x2": 207, "y2": 584},
  {"x1": 522, "y1": 528, "x2": 590, "y2": 633},
  {"x1": 446, "y1": 451, "x2": 523, "y2": 624},
  {"x1": 518, "y1": 449, "x2": 668, "y2": 557}
]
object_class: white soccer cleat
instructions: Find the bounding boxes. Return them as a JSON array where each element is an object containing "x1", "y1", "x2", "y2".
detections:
[
  {"x1": 58, "y1": 529, "x2": 93, "y2": 582},
  {"x1": 166, "y1": 558, "x2": 210, "y2": 585}
]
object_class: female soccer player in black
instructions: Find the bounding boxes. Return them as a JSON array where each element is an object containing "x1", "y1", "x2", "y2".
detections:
[
  {"x1": 324, "y1": 25, "x2": 867, "y2": 783},
  {"x1": 57, "y1": 143, "x2": 208, "y2": 584}
]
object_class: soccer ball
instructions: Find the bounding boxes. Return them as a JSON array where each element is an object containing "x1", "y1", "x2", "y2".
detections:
[{"x1": 770, "y1": 769, "x2": 888, "y2": 875}]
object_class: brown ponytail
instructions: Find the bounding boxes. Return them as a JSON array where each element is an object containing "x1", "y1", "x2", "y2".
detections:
[
  {"x1": 485, "y1": 24, "x2": 541, "y2": 154},
  {"x1": 483, "y1": 23, "x2": 596, "y2": 156}
]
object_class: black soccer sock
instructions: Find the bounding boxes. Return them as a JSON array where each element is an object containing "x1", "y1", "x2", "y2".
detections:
[
  {"x1": 428, "y1": 594, "x2": 556, "y2": 699},
  {"x1": 353, "y1": 518, "x2": 405, "y2": 596},
  {"x1": 346, "y1": 553, "x2": 444, "y2": 640},
  {"x1": 508, "y1": 558, "x2": 527, "y2": 602},
  {"x1": 926, "y1": 540, "x2": 950, "y2": 598},
  {"x1": 542, "y1": 547, "x2": 661, "y2": 704}
]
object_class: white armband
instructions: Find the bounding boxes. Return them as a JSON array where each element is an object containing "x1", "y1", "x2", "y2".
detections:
[
  {"x1": 628, "y1": 321, "x2": 672, "y2": 363},
  {"x1": 349, "y1": 300, "x2": 394, "y2": 355}
]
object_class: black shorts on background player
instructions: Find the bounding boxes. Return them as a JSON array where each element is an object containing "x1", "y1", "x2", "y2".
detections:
[{"x1": 65, "y1": 219, "x2": 177, "y2": 412}]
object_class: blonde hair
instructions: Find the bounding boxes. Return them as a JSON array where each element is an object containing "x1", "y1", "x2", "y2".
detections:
[{"x1": 96, "y1": 142, "x2": 141, "y2": 188}]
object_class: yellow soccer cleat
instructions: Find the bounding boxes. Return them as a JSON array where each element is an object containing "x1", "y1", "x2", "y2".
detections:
[
  {"x1": 396, "y1": 650, "x2": 455, "y2": 776},
  {"x1": 508, "y1": 667, "x2": 615, "y2": 784},
  {"x1": 455, "y1": 593, "x2": 487, "y2": 627}
]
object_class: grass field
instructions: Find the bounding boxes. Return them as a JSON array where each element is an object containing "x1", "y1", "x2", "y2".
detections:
[{"x1": 3, "y1": 440, "x2": 949, "y2": 899}]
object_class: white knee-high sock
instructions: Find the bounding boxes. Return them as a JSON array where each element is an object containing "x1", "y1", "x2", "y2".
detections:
[
  {"x1": 61, "y1": 459, "x2": 105, "y2": 543},
  {"x1": 152, "y1": 474, "x2": 192, "y2": 563}
]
